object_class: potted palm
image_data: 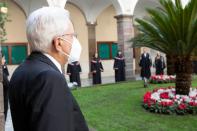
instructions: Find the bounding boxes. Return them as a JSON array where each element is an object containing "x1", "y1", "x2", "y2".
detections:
[{"x1": 132, "y1": 0, "x2": 197, "y2": 95}]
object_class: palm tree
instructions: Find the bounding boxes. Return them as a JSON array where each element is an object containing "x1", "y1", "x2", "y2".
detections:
[{"x1": 132, "y1": 0, "x2": 197, "y2": 95}]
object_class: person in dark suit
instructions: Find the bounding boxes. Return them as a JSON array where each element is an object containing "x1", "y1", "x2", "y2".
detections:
[
  {"x1": 2, "y1": 54, "x2": 9, "y2": 77},
  {"x1": 9, "y1": 7, "x2": 89, "y2": 131},
  {"x1": 139, "y1": 48, "x2": 152, "y2": 87},
  {"x1": 91, "y1": 53, "x2": 104, "y2": 85},
  {"x1": 67, "y1": 61, "x2": 82, "y2": 87},
  {"x1": 113, "y1": 51, "x2": 125, "y2": 82},
  {"x1": 1, "y1": 54, "x2": 9, "y2": 120},
  {"x1": 154, "y1": 52, "x2": 166, "y2": 75}
]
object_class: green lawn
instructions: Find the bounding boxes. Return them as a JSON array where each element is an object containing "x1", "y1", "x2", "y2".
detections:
[{"x1": 72, "y1": 77, "x2": 197, "y2": 131}]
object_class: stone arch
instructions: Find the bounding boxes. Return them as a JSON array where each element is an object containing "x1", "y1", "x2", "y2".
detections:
[
  {"x1": 110, "y1": 0, "x2": 122, "y2": 15},
  {"x1": 110, "y1": 0, "x2": 139, "y2": 15},
  {"x1": 12, "y1": 0, "x2": 28, "y2": 17},
  {"x1": 133, "y1": 0, "x2": 160, "y2": 20},
  {"x1": 66, "y1": 1, "x2": 88, "y2": 23}
]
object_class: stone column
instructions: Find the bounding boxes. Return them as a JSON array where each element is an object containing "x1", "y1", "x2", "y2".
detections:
[
  {"x1": 87, "y1": 22, "x2": 97, "y2": 78},
  {"x1": 133, "y1": 26, "x2": 141, "y2": 75},
  {"x1": 134, "y1": 48, "x2": 141, "y2": 74},
  {"x1": 115, "y1": 15, "x2": 135, "y2": 80}
]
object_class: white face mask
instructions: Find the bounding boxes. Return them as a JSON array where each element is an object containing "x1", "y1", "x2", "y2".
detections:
[{"x1": 59, "y1": 36, "x2": 82, "y2": 63}]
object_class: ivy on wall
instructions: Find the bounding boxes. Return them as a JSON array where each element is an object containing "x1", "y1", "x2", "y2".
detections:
[{"x1": 0, "y1": 2, "x2": 8, "y2": 43}]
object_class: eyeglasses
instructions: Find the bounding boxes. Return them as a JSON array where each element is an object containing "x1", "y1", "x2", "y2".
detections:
[
  {"x1": 61, "y1": 33, "x2": 78, "y2": 38},
  {"x1": 57, "y1": 33, "x2": 77, "y2": 45}
]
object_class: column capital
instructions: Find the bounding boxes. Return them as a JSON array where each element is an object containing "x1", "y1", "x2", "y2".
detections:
[
  {"x1": 86, "y1": 22, "x2": 97, "y2": 26},
  {"x1": 114, "y1": 14, "x2": 133, "y2": 20}
]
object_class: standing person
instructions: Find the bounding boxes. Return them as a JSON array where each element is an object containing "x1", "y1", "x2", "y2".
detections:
[
  {"x1": 113, "y1": 51, "x2": 125, "y2": 82},
  {"x1": 91, "y1": 53, "x2": 104, "y2": 85},
  {"x1": 1, "y1": 54, "x2": 9, "y2": 120},
  {"x1": 2, "y1": 54, "x2": 9, "y2": 77},
  {"x1": 67, "y1": 61, "x2": 82, "y2": 87},
  {"x1": 154, "y1": 52, "x2": 166, "y2": 75},
  {"x1": 9, "y1": 7, "x2": 89, "y2": 131},
  {"x1": 139, "y1": 48, "x2": 152, "y2": 87}
]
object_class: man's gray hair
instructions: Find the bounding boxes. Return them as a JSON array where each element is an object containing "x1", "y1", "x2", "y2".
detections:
[{"x1": 26, "y1": 7, "x2": 70, "y2": 52}]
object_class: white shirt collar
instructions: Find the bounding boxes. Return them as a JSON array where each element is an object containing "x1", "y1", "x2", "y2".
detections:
[{"x1": 43, "y1": 53, "x2": 62, "y2": 73}]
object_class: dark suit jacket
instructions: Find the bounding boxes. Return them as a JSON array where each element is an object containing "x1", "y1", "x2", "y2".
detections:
[
  {"x1": 3, "y1": 66, "x2": 10, "y2": 120},
  {"x1": 139, "y1": 53, "x2": 152, "y2": 78},
  {"x1": 9, "y1": 52, "x2": 89, "y2": 131}
]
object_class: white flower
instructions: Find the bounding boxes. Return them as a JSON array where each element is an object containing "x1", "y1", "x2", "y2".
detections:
[
  {"x1": 177, "y1": 100, "x2": 182, "y2": 105},
  {"x1": 176, "y1": 95, "x2": 180, "y2": 99},
  {"x1": 189, "y1": 90, "x2": 197, "y2": 98},
  {"x1": 169, "y1": 92, "x2": 175, "y2": 98},
  {"x1": 0, "y1": 7, "x2": 8, "y2": 14},
  {"x1": 172, "y1": 88, "x2": 175, "y2": 92},
  {"x1": 185, "y1": 97, "x2": 191, "y2": 103},
  {"x1": 157, "y1": 89, "x2": 165, "y2": 93},
  {"x1": 161, "y1": 99, "x2": 172, "y2": 103},
  {"x1": 151, "y1": 92, "x2": 160, "y2": 100}
]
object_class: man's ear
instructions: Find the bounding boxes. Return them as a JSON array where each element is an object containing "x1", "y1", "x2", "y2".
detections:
[{"x1": 53, "y1": 37, "x2": 63, "y2": 52}]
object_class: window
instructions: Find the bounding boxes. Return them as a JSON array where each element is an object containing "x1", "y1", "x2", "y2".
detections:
[
  {"x1": 1, "y1": 43, "x2": 28, "y2": 65},
  {"x1": 97, "y1": 42, "x2": 118, "y2": 60},
  {"x1": 2, "y1": 46, "x2": 9, "y2": 63}
]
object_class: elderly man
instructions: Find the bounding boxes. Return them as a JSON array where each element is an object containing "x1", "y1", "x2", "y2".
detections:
[
  {"x1": 9, "y1": 7, "x2": 89, "y2": 131},
  {"x1": 139, "y1": 48, "x2": 152, "y2": 87}
]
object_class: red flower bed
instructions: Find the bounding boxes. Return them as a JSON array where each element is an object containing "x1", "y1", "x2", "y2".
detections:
[
  {"x1": 143, "y1": 87, "x2": 197, "y2": 115},
  {"x1": 160, "y1": 92, "x2": 169, "y2": 99},
  {"x1": 150, "y1": 75, "x2": 176, "y2": 84}
]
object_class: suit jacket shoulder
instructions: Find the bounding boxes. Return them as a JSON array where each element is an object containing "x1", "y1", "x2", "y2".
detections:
[{"x1": 9, "y1": 52, "x2": 89, "y2": 131}]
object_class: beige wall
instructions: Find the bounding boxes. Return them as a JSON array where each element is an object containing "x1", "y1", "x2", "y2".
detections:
[
  {"x1": 5, "y1": 2, "x2": 118, "y2": 80},
  {"x1": 65, "y1": 4, "x2": 118, "y2": 79},
  {"x1": 96, "y1": 5, "x2": 118, "y2": 77},
  {"x1": 5, "y1": 2, "x2": 90, "y2": 79},
  {"x1": 65, "y1": 4, "x2": 89, "y2": 79},
  {"x1": 5, "y1": 0, "x2": 27, "y2": 78},
  {"x1": 96, "y1": 5, "x2": 117, "y2": 42},
  {"x1": 5, "y1": 0, "x2": 27, "y2": 43}
]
